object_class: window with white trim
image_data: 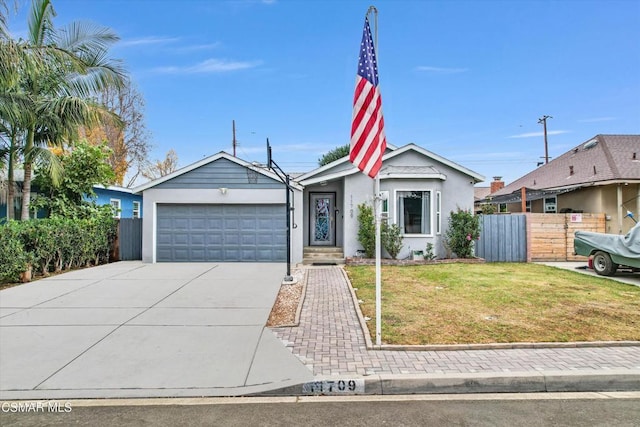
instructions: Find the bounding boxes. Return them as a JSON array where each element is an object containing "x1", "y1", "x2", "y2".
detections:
[
  {"x1": 544, "y1": 196, "x2": 557, "y2": 213},
  {"x1": 110, "y1": 199, "x2": 121, "y2": 218},
  {"x1": 380, "y1": 191, "x2": 389, "y2": 222},
  {"x1": 132, "y1": 201, "x2": 141, "y2": 219},
  {"x1": 436, "y1": 191, "x2": 442, "y2": 234},
  {"x1": 397, "y1": 191, "x2": 431, "y2": 235}
]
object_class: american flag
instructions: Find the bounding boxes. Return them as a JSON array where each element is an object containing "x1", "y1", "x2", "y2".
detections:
[{"x1": 349, "y1": 17, "x2": 386, "y2": 178}]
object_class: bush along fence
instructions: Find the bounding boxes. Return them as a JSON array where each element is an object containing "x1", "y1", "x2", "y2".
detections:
[{"x1": 0, "y1": 215, "x2": 117, "y2": 283}]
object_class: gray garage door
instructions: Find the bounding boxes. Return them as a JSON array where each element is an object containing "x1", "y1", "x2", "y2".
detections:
[{"x1": 156, "y1": 204, "x2": 286, "y2": 262}]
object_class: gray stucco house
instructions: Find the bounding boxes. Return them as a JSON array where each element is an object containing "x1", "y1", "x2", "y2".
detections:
[{"x1": 134, "y1": 145, "x2": 484, "y2": 264}]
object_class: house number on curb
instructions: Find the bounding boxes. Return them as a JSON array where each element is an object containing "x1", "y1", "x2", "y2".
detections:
[{"x1": 302, "y1": 379, "x2": 364, "y2": 394}]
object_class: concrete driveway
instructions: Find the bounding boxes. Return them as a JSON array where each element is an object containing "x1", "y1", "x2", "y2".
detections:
[
  {"x1": 538, "y1": 262, "x2": 640, "y2": 287},
  {"x1": 0, "y1": 262, "x2": 312, "y2": 399}
]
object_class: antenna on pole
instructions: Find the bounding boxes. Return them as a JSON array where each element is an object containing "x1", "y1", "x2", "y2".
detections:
[
  {"x1": 232, "y1": 120, "x2": 237, "y2": 157},
  {"x1": 266, "y1": 138, "x2": 272, "y2": 166},
  {"x1": 538, "y1": 115, "x2": 552, "y2": 164}
]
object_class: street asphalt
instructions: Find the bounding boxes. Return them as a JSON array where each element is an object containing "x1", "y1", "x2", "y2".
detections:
[{"x1": 0, "y1": 261, "x2": 638, "y2": 400}]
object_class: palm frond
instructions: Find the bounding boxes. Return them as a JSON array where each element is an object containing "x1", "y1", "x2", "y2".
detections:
[
  {"x1": 56, "y1": 21, "x2": 119, "y2": 55},
  {"x1": 28, "y1": 0, "x2": 56, "y2": 46},
  {"x1": 30, "y1": 145, "x2": 62, "y2": 186}
]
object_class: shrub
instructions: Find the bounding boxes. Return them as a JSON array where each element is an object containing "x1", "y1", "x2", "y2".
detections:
[
  {"x1": 0, "y1": 222, "x2": 32, "y2": 282},
  {"x1": 445, "y1": 208, "x2": 481, "y2": 258},
  {"x1": 424, "y1": 243, "x2": 436, "y2": 260},
  {"x1": 382, "y1": 222, "x2": 403, "y2": 259},
  {"x1": 0, "y1": 208, "x2": 117, "y2": 283},
  {"x1": 357, "y1": 203, "x2": 375, "y2": 258}
]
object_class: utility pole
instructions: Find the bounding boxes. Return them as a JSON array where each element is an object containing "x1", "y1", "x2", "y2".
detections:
[
  {"x1": 232, "y1": 120, "x2": 237, "y2": 157},
  {"x1": 538, "y1": 115, "x2": 552, "y2": 164}
]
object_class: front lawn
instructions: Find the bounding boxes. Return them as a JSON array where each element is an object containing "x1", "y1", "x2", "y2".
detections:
[{"x1": 345, "y1": 263, "x2": 640, "y2": 345}]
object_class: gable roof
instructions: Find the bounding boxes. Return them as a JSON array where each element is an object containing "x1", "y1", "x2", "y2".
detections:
[
  {"x1": 133, "y1": 151, "x2": 302, "y2": 193},
  {"x1": 93, "y1": 185, "x2": 134, "y2": 194},
  {"x1": 295, "y1": 143, "x2": 398, "y2": 182},
  {"x1": 297, "y1": 143, "x2": 484, "y2": 186},
  {"x1": 474, "y1": 186, "x2": 492, "y2": 201},
  {"x1": 492, "y1": 134, "x2": 640, "y2": 197}
]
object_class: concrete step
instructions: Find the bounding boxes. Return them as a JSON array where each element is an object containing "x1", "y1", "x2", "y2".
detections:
[
  {"x1": 303, "y1": 252, "x2": 344, "y2": 258},
  {"x1": 303, "y1": 246, "x2": 345, "y2": 265},
  {"x1": 302, "y1": 258, "x2": 345, "y2": 265},
  {"x1": 303, "y1": 246, "x2": 344, "y2": 254}
]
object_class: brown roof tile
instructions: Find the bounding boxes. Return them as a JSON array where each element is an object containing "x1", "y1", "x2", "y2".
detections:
[{"x1": 492, "y1": 134, "x2": 640, "y2": 196}]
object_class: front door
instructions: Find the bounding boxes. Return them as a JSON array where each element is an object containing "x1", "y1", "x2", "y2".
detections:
[{"x1": 310, "y1": 193, "x2": 335, "y2": 246}]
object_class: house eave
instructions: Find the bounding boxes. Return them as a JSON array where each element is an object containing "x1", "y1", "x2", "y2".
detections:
[
  {"x1": 380, "y1": 173, "x2": 447, "y2": 180},
  {"x1": 132, "y1": 152, "x2": 302, "y2": 193},
  {"x1": 392, "y1": 143, "x2": 485, "y2": 183},
  {"x1": 295, "y1": 142, "x2": 400, "y2": 182}
]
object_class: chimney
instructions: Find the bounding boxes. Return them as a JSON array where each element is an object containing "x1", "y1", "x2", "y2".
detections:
[{"x1": 491, "y1": 176, "x2": 505, "y2": 193}]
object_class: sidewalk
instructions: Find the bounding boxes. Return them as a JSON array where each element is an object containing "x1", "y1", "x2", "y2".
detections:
[{"x1": 270, "y1": 266, "x2": 640, "y2": 395}]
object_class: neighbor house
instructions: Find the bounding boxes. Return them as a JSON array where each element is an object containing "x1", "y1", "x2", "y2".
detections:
[
  {"x1": 134, "y1": 144, "x2": 484, "y2": 264},
  {"x1": 1, "y1": 171, "x2": 142, "y2": 220},
  {"x1": 483, "y1": 134, "x2": 640, "y2": 234},
  {"x1": 91, "y1": 185, "x2": 143, "y2": 219},
  {"x1": 0, "y1": 170, "x2": 24, "y2": 220}
]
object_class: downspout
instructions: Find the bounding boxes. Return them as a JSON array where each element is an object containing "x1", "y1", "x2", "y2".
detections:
[
  {"x1": 637, "y1": 184, "x2": 640, "y2": 221},
  {"x1": 617, "y1": 184, "x2": 623, "y2": 234}
]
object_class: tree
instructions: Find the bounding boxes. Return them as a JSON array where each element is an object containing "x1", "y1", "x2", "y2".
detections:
[
  {"x1": 1, "y1": 0, "x2": 125, "y2": 220},
  {"x1": 318, "y1": 144, "x2": 349, "y2": 166},
  {"x1": 140, "y1": 149, "x2": 178, "y2": 180},
  {"x1": 79, "y1": 80, "x2": 151, "y2": 187},
  {"x1": 32, "y1": 140, "x2": 115, "y2": 217}
]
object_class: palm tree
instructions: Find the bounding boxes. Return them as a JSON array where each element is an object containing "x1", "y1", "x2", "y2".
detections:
[{"x1": 1, "y1": 0, "x2": 125, "y2": 219}]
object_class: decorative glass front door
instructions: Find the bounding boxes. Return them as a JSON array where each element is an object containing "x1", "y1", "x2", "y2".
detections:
[{"x1": 310, "y1": 193, "x2": 335, "y2": 246}]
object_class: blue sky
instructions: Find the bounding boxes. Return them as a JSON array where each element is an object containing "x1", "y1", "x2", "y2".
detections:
[{"x1": 7, "y1": 0, "x2": 640, "y2": 185}]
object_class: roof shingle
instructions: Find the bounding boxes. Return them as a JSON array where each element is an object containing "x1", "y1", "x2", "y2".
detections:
[{"x1": 492, "y1": 134, "x2": 640, "y2": 196}]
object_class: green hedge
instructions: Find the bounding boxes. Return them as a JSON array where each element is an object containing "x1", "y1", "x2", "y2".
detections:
[{"x1": 0, "y1": 215, "x2": 117, "y2": 283}]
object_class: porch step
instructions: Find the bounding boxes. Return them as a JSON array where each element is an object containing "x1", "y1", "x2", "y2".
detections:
[{"x1": 303, "y1": 246, "x2": 344, "y2": 265}]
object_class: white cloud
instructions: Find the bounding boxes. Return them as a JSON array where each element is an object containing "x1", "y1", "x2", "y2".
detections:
[
  {"x1": 172, "y1": 42, "x2": 222, "y2": 52},
  {"x1": 153, "y1": 58, "x2": 261, "y2": 74},
  {"x1": 119, "y1": 36, "x2": 180, "y2": 47},
  {"x1": 508, "y1": 130, "x2": 570, "y2": 139},
  {"x1": 415, "y1": 66, "x2": 468, "y2": 74},
  {"x1": 577, "y1": 117, "x2": 616, "y2": 123}
]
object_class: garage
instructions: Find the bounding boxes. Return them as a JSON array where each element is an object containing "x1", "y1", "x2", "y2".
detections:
[
  {"x1": 135, "y1": 152, "x2": 303, "y2": 264},
  {"x1": 156, "y1": 204, "x2": 286, "y2": 262}
]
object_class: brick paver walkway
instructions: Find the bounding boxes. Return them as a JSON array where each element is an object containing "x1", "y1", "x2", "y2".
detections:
[{"x1": 271, "y1": 267, "x2": 640, "y2": 376}]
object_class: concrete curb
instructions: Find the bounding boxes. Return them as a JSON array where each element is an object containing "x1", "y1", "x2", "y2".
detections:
[{"x1": 255, "y1": 369, "x2": 640, "y2": 397}]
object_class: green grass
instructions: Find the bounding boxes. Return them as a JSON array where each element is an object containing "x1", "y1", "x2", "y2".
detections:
[{"x1": 345, "y1": 263, "x2": 640, "y2": 345}]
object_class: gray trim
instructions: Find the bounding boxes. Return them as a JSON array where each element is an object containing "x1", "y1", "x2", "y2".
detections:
[{"x1": 155, "y1": 158, "x2": 284, "y2": 190}]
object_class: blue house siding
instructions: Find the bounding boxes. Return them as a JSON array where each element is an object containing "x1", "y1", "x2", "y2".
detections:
[
  {"x1": 91, "y1": 187, "x2": 143, "y2": 219},
  {"x1": 154, "y1": 158, "x2": 284, "y2": 190}
]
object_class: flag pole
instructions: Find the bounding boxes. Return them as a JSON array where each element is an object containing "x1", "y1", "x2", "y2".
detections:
[{"x1": 367, "y1": 5, "x2": 382, "y2": 347}]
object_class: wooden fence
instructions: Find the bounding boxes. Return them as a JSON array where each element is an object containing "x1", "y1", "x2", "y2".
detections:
[
  {"x1": 478, "y1": 213, "x2": 606, "y2": 262},
  {"x1": 110, "y1": 218, "x2": 142, "y2": 261},
  {"x1": 477, "y1": 214, "x2": 527, "y2": 262},
  {"x1": 528, "y1": 213, "x2": 605, "y2": 262}
]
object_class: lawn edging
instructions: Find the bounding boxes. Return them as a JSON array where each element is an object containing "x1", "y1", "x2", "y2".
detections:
[
  {"x1": 345, "y1": 257, "x2": 485, "y2": 266},
  {"x1": 341, "y1": 265, "x2": 640, "y2": 351}
]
